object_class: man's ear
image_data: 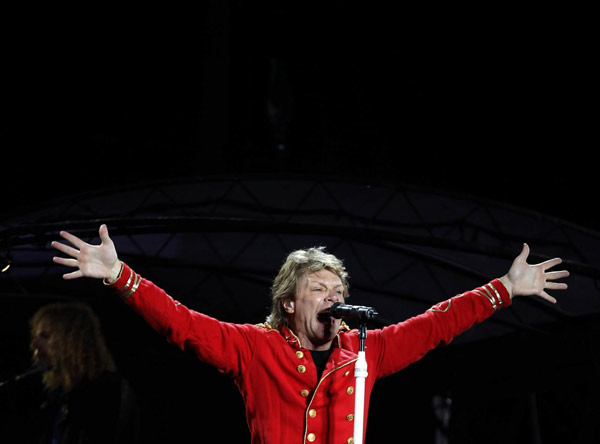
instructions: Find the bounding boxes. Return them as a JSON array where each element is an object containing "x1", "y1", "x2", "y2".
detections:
[{"x1": 282, "y1": 298, "x2": 295, "y2": 314}]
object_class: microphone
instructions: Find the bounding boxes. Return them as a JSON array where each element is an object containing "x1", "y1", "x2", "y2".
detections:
[
  {"x1": 327, "y1": 302, "x2": 379, "y2": 322},
  {"x1": 0, "y1": 361, "x2": 45, "y2": 388}
]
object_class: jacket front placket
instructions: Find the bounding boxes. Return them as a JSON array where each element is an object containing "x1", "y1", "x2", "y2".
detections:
[{"x1": 279, "y1": 326, "x2": 360, "y2": 443}]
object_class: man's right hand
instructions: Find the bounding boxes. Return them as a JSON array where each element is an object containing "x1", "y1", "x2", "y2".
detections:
[{"x1": 52, "y1": 224, "x2": 121, "y2": 283}]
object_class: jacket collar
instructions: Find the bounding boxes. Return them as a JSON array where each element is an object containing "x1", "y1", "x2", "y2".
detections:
[{"x1": 278, "y1": 322, "x2": 350, "y2": 351}]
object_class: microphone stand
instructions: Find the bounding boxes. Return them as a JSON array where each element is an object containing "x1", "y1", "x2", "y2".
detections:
[
  {"x1": 329, "y1": 303, "x2": 390, "y2": 443},
  {"x1": 353, "y1": 321, "x2": 368, "y2": 444}
]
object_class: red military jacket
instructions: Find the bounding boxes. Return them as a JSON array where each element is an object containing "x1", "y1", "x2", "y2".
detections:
[{"x1": 110, "y1": 262, "x2": 511, "y2": 444}]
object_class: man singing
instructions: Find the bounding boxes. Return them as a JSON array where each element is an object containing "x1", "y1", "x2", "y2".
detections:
[{"x1": 51, "y1": 224, "x2": 568, "y2": 444}]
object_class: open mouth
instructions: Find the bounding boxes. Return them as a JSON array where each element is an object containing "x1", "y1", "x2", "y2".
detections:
[{"x1": 317, "y1": 309, "x2": 333, "y2": 324}]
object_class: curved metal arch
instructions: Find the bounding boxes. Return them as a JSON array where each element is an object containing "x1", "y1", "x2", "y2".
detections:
[{"x1": 1, "y1": 175, "x2": 598, "y2": 343}]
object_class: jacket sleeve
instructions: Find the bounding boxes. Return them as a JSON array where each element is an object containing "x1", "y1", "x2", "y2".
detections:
[
  {"x1": 108, "y1": 262, "x2": 258, "y2": 377},
  {"x1": 370, "y1": 279, "x2": 511, "y2": 378}
]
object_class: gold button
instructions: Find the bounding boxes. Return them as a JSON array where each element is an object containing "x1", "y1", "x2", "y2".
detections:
[
  {"x1": 296, "y1": 350, "x2": 304, "y2": 359},
  {"x1": 309, "y1": 409, "x2": 316, "y2": 418},
  {"x1": 346, "y1": 413, "x2": 354, "y2": 421},
  {"x1": 347, "y1": 438, "x2": 354, "y2": 444},
  {"x1": 346, "y1": 386, "x2": 354, "y2": 395},
  {"x1": 297, "y1": 364, "x2": 306, "y2": 374},
  {"x1": 307, "y1": 432, "x2": 316, "y2": 442},
  {"x1": 344, "y1": 370, "x2": 350, "y2": 377},
  {"x1": 300, "y1": 389, "x2": 310, "y2": 397}
]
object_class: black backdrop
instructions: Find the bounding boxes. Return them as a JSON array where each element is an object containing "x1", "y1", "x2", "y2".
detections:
[{"x1": 1, "y1": 3, "x2": 597, "y2": 443}]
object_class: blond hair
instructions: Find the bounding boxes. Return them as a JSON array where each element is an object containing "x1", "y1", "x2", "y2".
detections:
[
  {"x1": 29, "y1": 302, "x2": 116, "y2": 392},
  {"x1": 266, "y1": 247, "x2": 349, "y2": 329}
]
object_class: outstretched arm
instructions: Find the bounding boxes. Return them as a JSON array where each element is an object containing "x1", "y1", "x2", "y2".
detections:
[
  {"x1": 499, "y1": 243, "x2": 569, "y2": 304},
  {"x1": 51, "y1": 224, "x2": 122, "y2": 283}
]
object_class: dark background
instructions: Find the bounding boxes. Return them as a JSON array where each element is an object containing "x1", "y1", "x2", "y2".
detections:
[
  {"x1": 1, "y1": 3, "x2": 597, "y2": 443},
  {"x1": 2, "y1": 4, "x2": 596, "y2": 228}
]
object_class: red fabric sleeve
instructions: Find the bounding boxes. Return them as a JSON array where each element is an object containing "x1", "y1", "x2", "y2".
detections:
[
  {"x1": 369, "y1": 279, "x2": 510, "y2": 378},
  {"x1": 111, "y1": 262, "x2": 258, "y2": 377}
]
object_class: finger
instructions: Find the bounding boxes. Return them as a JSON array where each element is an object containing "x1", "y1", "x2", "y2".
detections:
[
  {"x1": 59, "y1": 230, "x2": 86, "y2": 249},
  {"x1": 98, "y1": 224, "x2": 112, "y2": 246},
  {"x1": 545, "y1": 282, "x2": 568, "y2": 291},
  {"x1": 517, "y1": 243, "x2": 530, "y2": 262},
  {"x1": 545, "y1": 270, "x2": 570, "y2": 281},
  {"x1": 540, "y1": 257, "x2": 563, "y2": 270},
  {"x1": 51, "y1": 241, "x2": 80, "y2": 258},
  {"x1": 63, "y1": 270, "x2": 83, "y2": 280},
  {"x1": 53, "y1": 257, "x2": 79, "y2": 268},
  {"x1": 538, "y1": 291, "x2": 557, "y2": 304}
]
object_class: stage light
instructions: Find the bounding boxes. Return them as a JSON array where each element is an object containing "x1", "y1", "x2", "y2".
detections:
[{"x1": 0, "y1": 251, "x2": 11, "y2": 273}]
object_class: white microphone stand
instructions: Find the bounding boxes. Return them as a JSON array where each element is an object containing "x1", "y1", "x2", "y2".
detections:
[
  {"x1": 353, "y1": 322, "x2": 368, "y2": 444},
  {"x1": 330, "y1": 303, "x2": 385, "y2": 444}
]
